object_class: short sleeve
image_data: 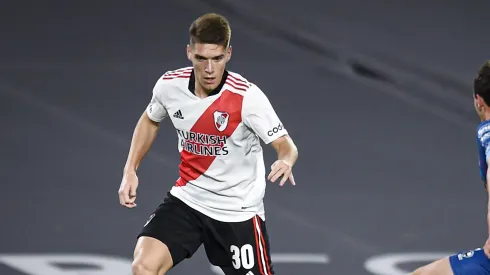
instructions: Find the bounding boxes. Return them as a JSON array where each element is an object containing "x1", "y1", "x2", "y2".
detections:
[
  {"x1": 242, "y1": 85, "x2": 288, "y2": 144},
  {"x1": 146, "y1": 79, "x2": 168, "y2": 122},
  {"x1": 479, "y1": 125, "x2": 490, "y2": 160}
]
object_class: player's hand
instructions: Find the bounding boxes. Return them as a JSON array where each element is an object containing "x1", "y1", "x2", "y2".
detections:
[
  {"x1": 267, "y1": 160, "x2": 296, "y2": 186},
  {"x1": 118, "y1": 171, "x2": 139, "y2": 208},
  {"x1": 484, "y1": 236, "x2": 490, "y2": 258}
]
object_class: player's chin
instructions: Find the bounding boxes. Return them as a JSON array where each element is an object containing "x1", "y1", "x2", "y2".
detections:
[{"x1": 202, "y1": 83, "x2": 218, "y2": 91}]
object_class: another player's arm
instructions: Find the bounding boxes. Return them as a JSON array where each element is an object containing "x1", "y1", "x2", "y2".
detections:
[
  {"x1": 118, "y1": 80, "x2": 168, "y2": 208},
  {"x1": 484, "y1": 166, "x2": 490, "y2": 257},
  {"x1": 486, "y1": 164, "x2": 490, "y2": 232},
  {"x1": 487, "y1": 166, "x2": 490, "y2": 216},
  {"x1": 242, "y1": 84, "x2": 298, "y2": 186},
  {"x1": 482, "y1": 131, "x2": 490, "y2": 257}
]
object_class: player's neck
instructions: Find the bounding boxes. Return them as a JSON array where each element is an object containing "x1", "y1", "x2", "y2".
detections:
[
  {"x1": 483, "y1": 112, "x2": 490, "y2": 122},
  {"x1": 194, "y1": 85, "x2": 212, "y2": 99}
]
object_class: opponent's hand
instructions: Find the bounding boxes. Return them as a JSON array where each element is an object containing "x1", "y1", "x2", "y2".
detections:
[
  {"x1": 267, "y1": 160, "x2": 296, "y2": 186},
  {"x1": 118, "y1": 171, "x2": 139, "y2": 208},
  {"x1": 484, "y1": 236, "x2": 490, "y2": 258}
]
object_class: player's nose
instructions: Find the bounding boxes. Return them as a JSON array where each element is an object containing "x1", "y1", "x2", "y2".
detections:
[{"x1": 204, "y1": 60, "x2": 214, "y2": 73}]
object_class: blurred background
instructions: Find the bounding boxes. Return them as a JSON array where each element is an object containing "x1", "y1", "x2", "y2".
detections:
[{"x1": 1, "y1": 0, "x2": 490, "y2": 274}]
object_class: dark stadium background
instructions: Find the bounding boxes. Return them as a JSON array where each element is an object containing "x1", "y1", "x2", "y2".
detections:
[{"x1": 1, "y1": 1, "x2": 490, "y2": 274}]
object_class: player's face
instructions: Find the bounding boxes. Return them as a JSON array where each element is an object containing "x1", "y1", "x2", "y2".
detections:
[{"x1": 187, "y1": 43, "x2": 231, "y2": 92}]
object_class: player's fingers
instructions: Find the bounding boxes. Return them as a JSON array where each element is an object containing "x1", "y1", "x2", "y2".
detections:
[
  {"x1": 128, "y1": 196, "x2": 137, "y2": 204},
  {"x1": 129, "y1": 184, "x2": 137, "y2": 197},
  {"x1": 268, "y1": 161, "x2": 286, "y2": 180},
  {"x1": 118, "y1": 189, "x2": 127, "y2": 205},
  {"x1": 127, "y1": 185, "x2": 137, "y2": 205},
  {"x1": 123, "y1": 192, "x2": 131, "y2": 204},
  {"x1": 118, "y1": 190, "x2": 123, "y2": 204},
  {"x1": 270, "y1": 166, "x2": 286, "y2": 182},
  {"x1": 125, "y1": 202, "x2": 137, "y2": 208},
  {"x1": 131, "y1": 180, "x2": 138, "y2": 192},
  {"x1": 267, "y1": 171, "x2": 273, "y2": 181},
  {"x1": 267, "y1": 165, "x2": 281, "y2": 181},
  {"x1": 289, "y1": 172, "x2": 296, "y2": 186},
  {"x1": 279, "y1": 170, "x2": 291, "y2": 186},
  {"x1": 120, "y1": 186, "x2": 131, "y2": 204}
]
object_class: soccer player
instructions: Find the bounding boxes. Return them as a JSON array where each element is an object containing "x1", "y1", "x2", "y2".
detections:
[
  {"x1": 118, "y1": 13, "x2": 298, "y2": 275},
  {"x1": 410, "y1": 60, "x2": 490, "y2": 275}
]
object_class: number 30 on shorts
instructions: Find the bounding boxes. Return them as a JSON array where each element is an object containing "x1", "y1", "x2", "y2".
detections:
[{"x1": 230, "y1": 244, "x2": 255, "y2": 269}]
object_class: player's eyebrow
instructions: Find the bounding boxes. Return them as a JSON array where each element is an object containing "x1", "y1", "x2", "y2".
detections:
[{"x1": 194, "y1": 54, "x2": 225, "y2": 60}]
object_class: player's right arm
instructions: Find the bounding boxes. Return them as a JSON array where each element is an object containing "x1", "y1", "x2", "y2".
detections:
[{"x1": 118, "y1": 79, "x2": 169, "y2": 208}]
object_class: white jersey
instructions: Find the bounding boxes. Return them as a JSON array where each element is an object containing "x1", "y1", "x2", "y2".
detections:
[{"x1": 146, "y1": 67, "x2": 288, "y2": 222}]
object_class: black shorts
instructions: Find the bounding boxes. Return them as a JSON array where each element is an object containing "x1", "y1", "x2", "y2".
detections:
[{"x1": 138, "y1": 192, "x2": 275, "y2": 275}]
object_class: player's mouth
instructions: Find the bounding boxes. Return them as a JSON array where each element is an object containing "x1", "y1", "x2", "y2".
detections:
[{"x1": 203, "y1": 77, "x2": 215, "y2": 84}]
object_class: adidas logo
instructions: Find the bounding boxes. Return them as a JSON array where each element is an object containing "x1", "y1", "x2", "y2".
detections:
[{"x1": 173, "y1": 110, "x2": 184, "y2": 119}]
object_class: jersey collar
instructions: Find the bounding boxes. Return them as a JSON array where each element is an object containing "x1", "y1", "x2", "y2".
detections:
[
  {"x1": 478, "y1": 119, "x2": 490, "y2": 129},
  {"x1": 188, "y1": 69, "x2": 229, "y2": 97}
]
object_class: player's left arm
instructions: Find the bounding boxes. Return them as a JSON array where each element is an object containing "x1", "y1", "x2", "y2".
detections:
[
  {"x1": 242, "y1": 85, "x2": 299, "y2": 186},
  {"x1": 269, "y1": 135, "x2": 298, "y2": 186}
]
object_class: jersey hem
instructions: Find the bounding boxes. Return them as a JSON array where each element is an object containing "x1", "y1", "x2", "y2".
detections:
[
  {"x1": 146, "y1": 109, "x2": 164, "y2": 122},
  {"x1": 170, "y1": 187, "x2": 266, "y2": 222},
  {"x1": 263, "y1": 131, "x2": 288, "y2": 145}
]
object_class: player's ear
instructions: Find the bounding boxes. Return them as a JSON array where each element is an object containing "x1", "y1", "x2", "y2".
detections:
[
  {"x1": 476, "y1": 94, "x2": 487, "y2": 111},
  {"x1": 186, "y1": 44, "x2": 192, "y2": 61},
  {"x1": 476, "y1": 94, "x2": 484, "y2": 107},
  {"x1": 226, "y1": 45, "x2": 232, "y2": 62}
]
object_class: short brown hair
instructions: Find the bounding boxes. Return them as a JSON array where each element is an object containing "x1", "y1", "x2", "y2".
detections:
[
  {"x1": 474, "y1": 60, "x2": 490, "y2": 105},
  {"x1": 189, "y1": 13, "x2": 231, "y2": 48}
]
